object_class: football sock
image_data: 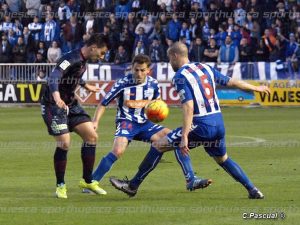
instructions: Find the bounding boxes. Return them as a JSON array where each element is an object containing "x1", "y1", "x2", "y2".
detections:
[
  {"x1": 174, "y1": 147, "x2": 195, "y2": 183},
  {"x1": 220, "y1": 157, "x2": 255, "y2": 191},
  {"x1": 54, "y1": 147, "x2": 67, "y2": 185},
  {"x1": 81, "y1": 142, "x2": 96, "y2": 183},
  {"x1": 93, "y1": 152, "x2": 118, "y2": 181},
  {"x1": 130, "y1": 146, "x2": 163, "y2": 189}
]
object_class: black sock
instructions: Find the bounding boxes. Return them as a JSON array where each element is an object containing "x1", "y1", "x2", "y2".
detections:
[
  {"x1": 81, "y1": 142, "x2": 96, "y2": 183},
  {"x1": 54, "y1": 147, "x2": 67, "y2": 185}
]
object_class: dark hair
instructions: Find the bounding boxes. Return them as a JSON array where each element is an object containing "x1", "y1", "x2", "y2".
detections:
[
  {"x1": 132, "y1": 54, "x2": 151, "y2": 67},
  {"x1": 85, "y1": 33, "x2": 110, "y2": 49}
]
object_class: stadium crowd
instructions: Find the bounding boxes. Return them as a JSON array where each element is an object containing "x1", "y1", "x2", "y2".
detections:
[{"x1": 0, "y1": 0, "x2": 299, "y2": 68}]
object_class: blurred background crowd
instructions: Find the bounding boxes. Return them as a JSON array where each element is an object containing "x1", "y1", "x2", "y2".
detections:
[{"x1": 0, "y1": 0, "x2": 299, "y2": 68}]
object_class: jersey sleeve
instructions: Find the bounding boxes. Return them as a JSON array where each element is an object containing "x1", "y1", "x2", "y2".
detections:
[
  {"x1": 101, "y1": 78, "x2": 125, "y2": 106},
  {"x1": 172, "y1": 73, "x2": 193, "y2": 104},
  {"x1": 152, "y1": 80, "x2": 161, "y2": 100},
  {"x1": 210, "y1": 66, "x2": 231, "y2": 86}
]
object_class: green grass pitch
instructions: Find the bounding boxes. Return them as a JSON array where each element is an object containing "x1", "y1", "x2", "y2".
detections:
[{"x1": 0, "y1": 107, "x2": 299, "y2": 225}]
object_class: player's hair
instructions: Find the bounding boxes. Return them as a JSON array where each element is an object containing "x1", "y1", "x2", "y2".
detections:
[
  {"x1": 85, "y1": 33, "x2": 110, "y2": 49},
  {"x1": 167, "y1": 42, "x2": 188, "y2": 58},
  {"x1": 132, "y1": 54, "x2": 151, "y2": 67}
]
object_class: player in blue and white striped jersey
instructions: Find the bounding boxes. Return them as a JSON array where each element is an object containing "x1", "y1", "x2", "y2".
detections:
[
  {"x1": 110, "y1": 43, "x2": 271, "y2": 199},
  {"x1": 90, "y1": 54, "x2": 208, "y2": 192}
]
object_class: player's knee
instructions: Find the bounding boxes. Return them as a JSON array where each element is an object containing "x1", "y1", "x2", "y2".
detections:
[
  {"x1": 213, "y1": 154, "x2": 228, "y2": 164},
  {"x1": 85, "y1": 132, "x2": 98, "y2": 144},
  {"x1": 57, "y1": 141, "x2": 70, "y2": 150},
  {"x1": 112, "y1": 148, "x2": 124, "y2": 158}
]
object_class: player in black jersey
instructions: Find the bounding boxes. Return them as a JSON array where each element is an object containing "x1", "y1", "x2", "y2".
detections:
[{"x1": 41, "y1": 33, "x2": 109, "y2": 198}]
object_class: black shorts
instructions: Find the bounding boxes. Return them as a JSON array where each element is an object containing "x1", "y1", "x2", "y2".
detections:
[{"x1": 41, "y1": 101, "x2": 91, "y2": 136}]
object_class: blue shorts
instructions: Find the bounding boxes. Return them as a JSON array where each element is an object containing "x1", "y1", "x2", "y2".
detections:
[
  {"x1": 167, "y1": 113, "x2": 226, "y2": 157},
  {"x1": 115, "y1": 120, "x2": 164, "y2": 142}
]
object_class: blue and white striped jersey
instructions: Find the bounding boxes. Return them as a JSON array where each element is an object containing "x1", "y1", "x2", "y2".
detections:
[
  {"x1": 101, "y1": 74, "x2": 160, "y2": 123},
  {"x1": 172, "y1": 62, "x2": 230, "y2": 117}
]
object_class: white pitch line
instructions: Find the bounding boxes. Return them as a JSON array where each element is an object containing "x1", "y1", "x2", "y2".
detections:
[{"x1": 227, "y1": 135, "x2": 266, "y2": 146}]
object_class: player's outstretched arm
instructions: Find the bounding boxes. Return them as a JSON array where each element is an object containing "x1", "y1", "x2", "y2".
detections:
[
  {"x1": 227, "y1": 78, "x2": 271, "y2": 95},
  {"x1": 92, "y1": 105, "x2": 106, "y2": 131},
  {"x1": 83, "y1": 83, "x2": 101, "y2": 93},
  {"x1": 180, "y1": 100, "x2": 194, "y2": 156}
]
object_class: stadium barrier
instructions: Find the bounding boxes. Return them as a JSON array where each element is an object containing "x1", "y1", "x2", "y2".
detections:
[{"x1": 0, "y1": 63, "x2": 299, "y2": 106}]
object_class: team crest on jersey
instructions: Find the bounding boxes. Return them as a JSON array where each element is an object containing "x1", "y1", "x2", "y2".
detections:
[{"x1": 59, "y1": 60, "x2": 71, "y2": 71}]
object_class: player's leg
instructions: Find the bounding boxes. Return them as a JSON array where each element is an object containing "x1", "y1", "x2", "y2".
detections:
[
  {"x1": 93, "y1": 136, "x2": 129, "y2": 181},
  {"x1": 213, "y1": 152, "x2": 264, "y2": 199},
  {"x1": 53, "y1": 133, "x2": 70, "y2": 199},
  {"x1": 149, "y1": 127, "x2": 197, "y2": 187},
  {"x1": 73, "y1": 122, "x2": 106, "y2": 195},
  {"x1": 41, "y1": 102, "x2": 70, "y2": 198}
]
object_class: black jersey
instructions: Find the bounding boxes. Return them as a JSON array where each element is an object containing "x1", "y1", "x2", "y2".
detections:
[{"x1": 43, "y1": 49, "x2": 87, "y2": 105}]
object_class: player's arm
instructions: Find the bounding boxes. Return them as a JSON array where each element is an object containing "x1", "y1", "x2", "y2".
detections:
[
  {"x1": 181, "y1": 100, "x2": 194, "y2": 155},
  {"x1": 227, "y1": 79, "x2": 271, "y2": 95},
  {"x1": 49, "y1": 68, "x2": 67, "y2": 109},
  {"x1": 173, "y1": 74, "x2": 194, "y2": 155},
  {"x1": 79, "y1": 78, "x2": 101, "y2": 93},
  {"x1": 92, "y1": 78, "x2": 125, "y2": 130},
  {"x1": 210, "y1": 65, "x2": 271, "y2": 95}
]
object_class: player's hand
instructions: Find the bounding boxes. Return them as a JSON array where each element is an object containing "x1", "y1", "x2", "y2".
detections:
[
  {"x1": 55, "y1": 98, "x2": 67, "y2": 110},
  {"x1": 255, "y1": 86, "x2": 271, "y2": 96},
  {"x1": 180, "y1": 135, "x2": 190, "y2": 156},
  {"x1": 85, "y1": 84, "x2": 101, "y2": 93}
]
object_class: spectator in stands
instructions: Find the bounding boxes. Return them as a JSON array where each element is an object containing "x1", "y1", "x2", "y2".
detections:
[
  {"x1": 234, "y1": 1, "x2": 246, "y2": 27},
  {"x1": 7, "y1": 29, "x2": 17, "y2": 47},
  {"x1": 0, "y1": 34, "x2": 12, "y2": 63},
  {"x1": 218, "y1": 35, "x2": 239, "y2": 63},
  {"x1": 190, "y1": 37, "x2": 205, "y2": 62},
  {"x1": 62, "y1": 15, "x2": 84, "y2": 51},
  {"x1": 219, "y1": 0, "x2": 234, "y2": 24},
  {"x1": 135, "y1": 15, "x2": 154, "y2": 36},
  {"x1": 180, "y1": 21, "x2": 192, "y2": 47},
  {"x1": 22, "y1": 27, "x2": 35, "y2": 63},
  {"x1": 13, "y1": 37, "x2": 27, "y2": 63},
  {"x1": 149, "y1": 37, "x2": 164, "y2": 62},
  {"x1": 132, "y1": 0, "x2": 141, "y2": 12},
  {"x1": 269, "y1": 37, "x2": 285, "y2": 62},
  {"x1": 157, "y1": 0, "x2": 172, "y2": 12},
  {"x1": 231, "y1": 24, "x2": 242, "y2": 47},
  {"x1": 94, "y1": 0, "x2": 112, "y2": 11},
  {"x1": 36, "y1": 41, "x2": 47, "y2": 60},
  {"x1": 47, "y1": 41, "x2": 62, "y2": 63},
  {"x1": 28, "y1": 16, "x2": 43, "y2": 49},
  {"x1": 13, "y1": 19, "x2": 23, "y2": 37},
  {"x1": 114, "y1": 45, "x2": 129, "y2": 64},
  {"x1": 0, "y1": 15, "x2": 14, "y2": 34},
  {"x1": 284, "y1": 33, "x2": 298, "y2": 78},
  {"x1": 204, "y1": 38, "x2": 219, "y2": 62},
  {"x1": 34, "y1": 52, "x2": 46, "y2": 63},
  {"x1": 254, "y1": 39, "x2": 269, "y2": 62},
  {"x1": 124, "y1": 12, "x2": 137, "y2": 37},
  {"x1": 262, "y1": 29, "x2": 277, "y2": 58},
  {"x1": 202, "y1": 15, "x2": 210, "y2": 42},
  {"x1": 239, "y1": 38, "x2": 253, "y2": 62},
  {"x1": 25, "y1": 0, "x2": 41, "y2": 16},
  {"x1": 58, "y1": 0, "x2": 72, "y2": 25},
  {"x1": 133, "y1": 40, "x2": 146, "y2": 58},
  {"x1": 189, "y1": 17, "x2": 200, "y2": 40},
  {"x1": 134, "y1": 27, "x2": 149, "y2": 49},
  {"x1": 166, "y1": 13, "x2": 181, "y2": 42},
  {"x1": 41, "y1": 13, "x2": 60, "y2": 48},
  {"x1": 215, "y1": 24, "x2": 227, "y2": 47},
  {"x1": 0, "y1": 3, "x2": 10, "y2": 16}
]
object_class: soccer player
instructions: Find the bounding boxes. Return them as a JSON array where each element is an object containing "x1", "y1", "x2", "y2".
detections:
[
  {"x1": 41, "y1": 33, "x2": 109, "y2": 199},
  {"x1": 110, "y1": 42, "x2": 271, "y2": 199},
  {"x1": 89, "y1": 54, "x2": 211, "y2": 193}
]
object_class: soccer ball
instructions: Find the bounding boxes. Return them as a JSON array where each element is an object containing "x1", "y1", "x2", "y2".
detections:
[{"x1": 145, "y1": 100, "x2": 169, "y2": 123}]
